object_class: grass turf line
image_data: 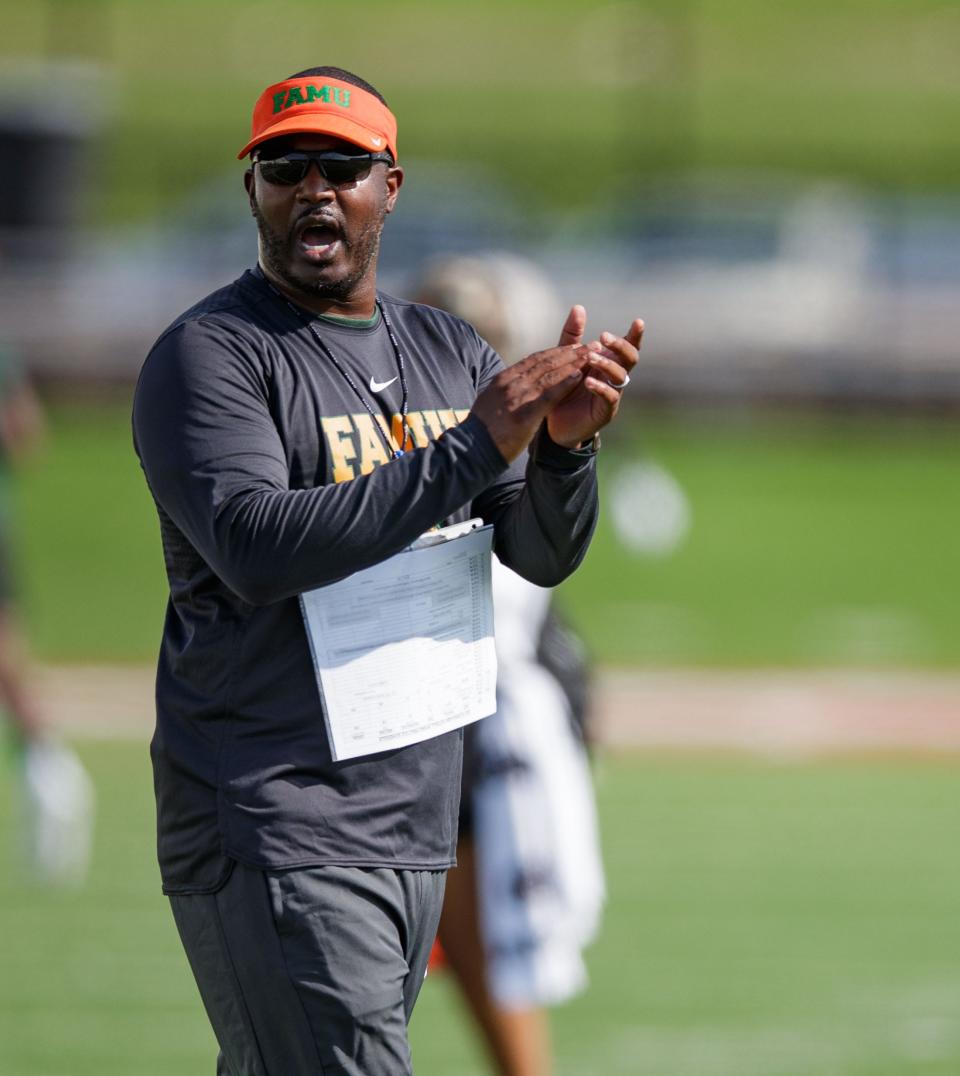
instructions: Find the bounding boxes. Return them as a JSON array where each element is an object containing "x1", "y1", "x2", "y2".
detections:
[
  {"x1": 1, "y1": 743, "x2": 959, "y2": 1074},
  {"x1": 12, "y1": 403, "x2": 960, "y2": 667}
]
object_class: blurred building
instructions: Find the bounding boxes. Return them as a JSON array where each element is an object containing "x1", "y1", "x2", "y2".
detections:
[
  {"x1": 1, "y1": 166, "x2": 959, "y2": 407},
  {"x1": 1, "y1": 1, "x2": 957, "y2": 407}
]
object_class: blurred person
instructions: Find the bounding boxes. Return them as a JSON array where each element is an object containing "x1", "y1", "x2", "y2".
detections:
[
  {"x1": 416, "y1": 255, "x2": 605, "y2": 1076},
  {"x1": 0, "y1": 339, "x2": 94, "y2": 886},
  {"x1": 133, "y1": 64, "x2": 642, "y2": 1076}
]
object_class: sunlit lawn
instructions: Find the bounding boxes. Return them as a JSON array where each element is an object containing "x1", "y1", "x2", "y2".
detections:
[
  {"x1": 1, "y1": 744, "x2": 959, "y2": 1075},
  {"x1": 13, "y1": 403, "x2": 960, "y2": 667}
]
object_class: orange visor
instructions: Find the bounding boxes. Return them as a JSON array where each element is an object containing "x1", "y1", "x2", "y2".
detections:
[{"x1": 237, "y1": 77, "x2": 398, "y2": 162}]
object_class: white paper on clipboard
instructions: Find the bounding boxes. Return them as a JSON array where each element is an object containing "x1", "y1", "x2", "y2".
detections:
[{"x1": 299, "y1": 520, "x2": 496, "y2": 761}]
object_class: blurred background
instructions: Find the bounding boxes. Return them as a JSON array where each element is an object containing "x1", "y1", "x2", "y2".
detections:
[{"x1": 0, "y1": 1, "x2": 958, "y2": 1074}]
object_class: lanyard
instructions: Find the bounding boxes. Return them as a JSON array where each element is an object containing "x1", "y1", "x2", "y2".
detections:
[{"x1": 267, "y1": 280, "x2": 411, "y2": 460}]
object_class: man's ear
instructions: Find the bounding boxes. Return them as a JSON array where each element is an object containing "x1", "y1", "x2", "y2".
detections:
[
  {"x1": 244, "y1": 168, "x2": 256, "y2": 214},
  {"x1": 385, "y1": 165, "x2": 404, "y2": 215}
]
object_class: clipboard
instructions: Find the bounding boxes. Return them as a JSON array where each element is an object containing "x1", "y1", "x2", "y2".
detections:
[{"x1": 299, "y1": 520, "x2": 496, "y2": 761}]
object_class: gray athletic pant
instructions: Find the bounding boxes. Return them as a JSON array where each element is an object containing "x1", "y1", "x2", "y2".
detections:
[{"x1": 169, "y1": 860, "x2": 446, "y2": 1076}]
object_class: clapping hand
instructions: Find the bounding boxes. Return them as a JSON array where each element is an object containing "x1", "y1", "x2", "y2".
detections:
[
  {"x1": 470, "y1": 306, "x2": 644, "y2": 463},
  {"x1": 546, "y1": 306, "x2": 644, "y2": 449}
]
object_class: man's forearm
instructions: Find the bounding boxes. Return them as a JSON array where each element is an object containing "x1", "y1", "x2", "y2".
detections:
[
  {"x1": 476, "y1": 427, "x2": 598, "y2": 588},
  {"x1": 146, "y1": 415, "x2": 508, "y2": 607}
]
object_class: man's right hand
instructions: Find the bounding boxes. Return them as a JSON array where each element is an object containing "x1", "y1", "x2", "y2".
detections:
[{"x1": 470, "y1": 344, "x2": 595, "y2": 463}]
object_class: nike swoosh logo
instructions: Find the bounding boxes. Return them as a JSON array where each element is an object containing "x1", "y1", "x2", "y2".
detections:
[{"x1": 369, "y1": 376, "x2": 398, "y2": 393}]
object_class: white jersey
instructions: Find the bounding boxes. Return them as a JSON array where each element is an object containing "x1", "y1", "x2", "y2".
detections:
[{"x1": 468, "y1": 558, "x2": 605, "y2": 1008}]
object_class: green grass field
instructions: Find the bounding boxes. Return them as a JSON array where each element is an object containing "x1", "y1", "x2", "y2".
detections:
[
  {"x1": 2, "y1": 742, "x2": 959, "y2": 1076},
  {"x1": 565, "y1": 412, "x2": 960, "y2": 667},
  {"x1": 4, "y1": 402, "x2": 958, "y2": 1073},
  {"x1": 12, "y1": 402, "x2": 960, "y2": 667}
]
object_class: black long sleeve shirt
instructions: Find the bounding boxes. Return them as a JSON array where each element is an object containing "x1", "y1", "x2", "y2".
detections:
[{"x1": 133, "y1": 268, "x2": 598, "y2": 893}]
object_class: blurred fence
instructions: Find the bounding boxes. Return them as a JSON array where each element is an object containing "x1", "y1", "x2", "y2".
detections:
[
  {"x1": 2, "y1": 172, "x2": 959, "y2": 406},
  {"x1": 2, "y1": 2, "x2": 959, "y2": 405}
]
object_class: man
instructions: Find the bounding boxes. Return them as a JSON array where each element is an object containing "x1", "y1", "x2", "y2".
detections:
[
  {"x1": 0, "y1": 338, "x2": 94, "y2": 887},
  {"x1": 133, "y1": 65, "x2": 642, "y2": 1076},
  {"x1": 414, "y1": 254, "x2": 606, "y2": 1076}
]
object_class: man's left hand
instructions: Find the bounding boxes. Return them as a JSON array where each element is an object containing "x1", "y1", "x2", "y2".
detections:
[{"x1": 546, "y1": 315, "x2": 644, "y2": 448}]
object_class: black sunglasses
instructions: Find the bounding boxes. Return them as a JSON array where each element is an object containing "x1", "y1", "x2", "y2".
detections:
[{"x1": 254, "y1": 150, "x2": 394, "y2": 187}]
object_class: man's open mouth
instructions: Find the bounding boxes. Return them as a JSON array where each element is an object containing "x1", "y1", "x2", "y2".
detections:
[{"x1": 298, "y1": 221, "x2": 343, "y2": 258}]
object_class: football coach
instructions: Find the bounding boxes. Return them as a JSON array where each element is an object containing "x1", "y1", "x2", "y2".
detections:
[{"x1": 133, "y1": 64, "x2": 643, "y2": 1075}]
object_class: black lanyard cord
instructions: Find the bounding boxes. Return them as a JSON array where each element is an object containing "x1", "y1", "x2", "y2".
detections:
[{"x1": 267, "y1": 281, "x2": 411, "y2": 460}]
